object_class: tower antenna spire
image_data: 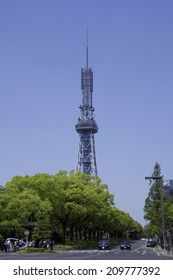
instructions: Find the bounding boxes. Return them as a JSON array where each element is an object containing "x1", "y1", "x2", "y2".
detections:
[{"x1": 86, "y1": 28, "x2": 88, "y2": 69}]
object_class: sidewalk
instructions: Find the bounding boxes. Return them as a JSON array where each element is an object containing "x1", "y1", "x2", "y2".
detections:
[{"x1": 154, "y1": 245, "x2": 173, "y2": 258}]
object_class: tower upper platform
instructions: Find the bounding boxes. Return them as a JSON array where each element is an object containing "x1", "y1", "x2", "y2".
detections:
[{"x1": 75, "y1": 118, "x2": 98, "y2": 133}]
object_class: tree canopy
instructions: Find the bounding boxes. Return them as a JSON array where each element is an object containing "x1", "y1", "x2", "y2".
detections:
[{"x1": 0, "y1": 171, "x2": 142, "y2": 242}]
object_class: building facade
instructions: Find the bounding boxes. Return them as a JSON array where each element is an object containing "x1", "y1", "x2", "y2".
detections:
[{"x1": 164, "y1": 179, "x2": 173, "y2": 198}]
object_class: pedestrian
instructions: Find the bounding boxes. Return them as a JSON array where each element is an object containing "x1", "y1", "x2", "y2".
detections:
[
  {"x1": 7, "y1": 240, "x2": 11, "y2": 252},
  {"x1": 4, "y1": 241, "x2": 7, "y2": 253},
  {"x1": 14, "y1": 241, "x2": 19, "y2": 251}
]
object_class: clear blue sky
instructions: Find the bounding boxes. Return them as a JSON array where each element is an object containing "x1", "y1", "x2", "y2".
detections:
[{"x1": 1, "y1": 0, "x2": 173, "y2": 226}]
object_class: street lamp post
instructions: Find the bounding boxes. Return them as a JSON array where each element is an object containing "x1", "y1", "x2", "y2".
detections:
[{"x1": 145, "y1": 176, "x2": 166, "y2": 250}]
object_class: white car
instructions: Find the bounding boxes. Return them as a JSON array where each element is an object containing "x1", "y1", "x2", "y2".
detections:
[{"x1": 5, "y1": 238, "x2": 26, "y2": 251}]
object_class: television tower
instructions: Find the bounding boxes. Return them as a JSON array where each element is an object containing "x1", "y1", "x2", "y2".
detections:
[{"x1": 75, "y1": 34, "x2": 98, "y2": 176}]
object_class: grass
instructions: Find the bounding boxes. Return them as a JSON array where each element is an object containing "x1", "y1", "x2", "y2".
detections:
[
  {"x1": 54, "y1": 240, "x2": 98, "y2": 251},
  {"x1": 17, "y1": 247, "x2": 53, "y2": 254}
]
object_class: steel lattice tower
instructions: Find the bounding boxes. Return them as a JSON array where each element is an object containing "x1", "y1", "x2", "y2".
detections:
[{"x1": 75, "y1": 36, "x2": 98, "y2": 176}]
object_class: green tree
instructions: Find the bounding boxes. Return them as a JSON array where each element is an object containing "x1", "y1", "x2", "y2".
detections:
[
  {"x1": 53, "y1": 171, "x2": 115, "y2": 242},
  {"x1": 144, "y1": 162, "x2": 173, "y2": 237},
  {"x1": 0, "y1": 170, "x2": 143, "y2": 243},
  {"x1": 32, "y1": 199, "x2": 53, "y2": 240},
  {"x1": 0, "y1": 175, "x2": 53, "y2": 238},
  {"x1": 144, "y1": 162, "x2": 163, "y2": 234}
]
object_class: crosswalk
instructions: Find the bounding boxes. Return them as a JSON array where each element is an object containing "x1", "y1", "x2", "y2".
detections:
[
  {"x1": 57, "y1": 247, "x2": 154, "y2": 256},
  {"x1": 63, "y1": 249, "x2": 111, "y2": 254}
]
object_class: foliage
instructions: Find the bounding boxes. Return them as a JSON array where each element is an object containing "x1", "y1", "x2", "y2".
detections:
[
  {"x1": 144, "y1": 162, "x2": 173, "y2": 236},
  {"x1": 0, "y1": 171, "x2": 142, "y2": 241}
]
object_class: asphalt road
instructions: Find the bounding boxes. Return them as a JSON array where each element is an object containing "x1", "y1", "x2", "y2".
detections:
[{"x1": 0, "y1": 240, "x2": 171, "y2": 260}]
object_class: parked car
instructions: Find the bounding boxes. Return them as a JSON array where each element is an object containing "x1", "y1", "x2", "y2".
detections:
[
  {"x1": 5, "y1": 238, "x2": 26, "y2": 252},
  {"x1": 140, "y1": 237, "x2": 147, "y2": 241},
  {"x1": 120, "y1": 240, "x2": 131, "y2": 250},
  {"x1": 39, "y1": 239, "x2": 51, "y2": 249},
  {"x1": 147, "y1": 239, "x2": 156, "y2": 247},
  {"x1": 98, "y1": 239, "x2": 111, "y2": 250}
]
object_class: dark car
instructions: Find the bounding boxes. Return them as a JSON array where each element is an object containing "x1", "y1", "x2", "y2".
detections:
[
  {"x1": 147, "y1": 239, "x2": 156, "y2": 247},
  {"x1": 98, "y1": 239, "x2": 111, "y2": 250},
  {"x1": 120, "y1": 240, "x2": 131, "y2": 250}
]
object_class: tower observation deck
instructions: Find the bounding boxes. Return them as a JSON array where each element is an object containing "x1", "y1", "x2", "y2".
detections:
[{"x1": 75, "y1": 37, "x2": 98, "y2": 176}]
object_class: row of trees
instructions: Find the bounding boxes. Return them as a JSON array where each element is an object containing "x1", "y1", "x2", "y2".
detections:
[
  {"x1": 0, "y1": 171, "x2": 142, "y2": 242},
  {"x1": 144, "y1": 162, "x2": 173, "y2": 245}
]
